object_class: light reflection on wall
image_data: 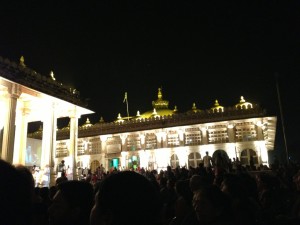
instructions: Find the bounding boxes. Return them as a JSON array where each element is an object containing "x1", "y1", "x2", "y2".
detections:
[{"x1": 156, "y1": 148, "x2": 170, "y2": 170}]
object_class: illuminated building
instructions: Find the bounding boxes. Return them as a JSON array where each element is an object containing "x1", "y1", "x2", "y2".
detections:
[
  {"x1": 1, "y1": 55, "x2": 277, "y2": 186},
  {"x1": 30, "y1": 88, "x2": 277, "y2": 175},
  {"x1": 0, "y1": 56, "x2": 93, "y2": 184}
]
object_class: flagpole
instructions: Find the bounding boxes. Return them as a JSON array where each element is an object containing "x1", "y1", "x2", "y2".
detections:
[
  {"x1": 275, "y1": 73, "x2": 289, "y2": 164},
  {"x1": 123, "y1": 92, "x2": 130, "y2": 121}
]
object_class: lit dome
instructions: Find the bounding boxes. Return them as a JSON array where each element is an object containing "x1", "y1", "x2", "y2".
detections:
[
  {"x1": 211, "y1": 99, "x2": 224, "y2": 113},
  {"x1": 235, "y1": 96, "x2": 253, "y2": 109},
  {"x1": 80, "y1": 118, "x2": 93, "y2": 129},
  {"x1": 186, "y1": 102, "x2": 202, "y2": 114},
  {"x1": 139, "y1": 88, "x2": 177, "y2": 119}
]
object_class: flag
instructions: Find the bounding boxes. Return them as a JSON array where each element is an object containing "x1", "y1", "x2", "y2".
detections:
[{"x1": 123, "y1": 92, "x2": 127, "y2": 103}]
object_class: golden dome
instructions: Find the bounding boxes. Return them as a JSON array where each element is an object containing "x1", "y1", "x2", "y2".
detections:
[
  {"x1": 235, "y1": 96, "x2": 253, "y2": 109},
  {"x1": 140, "y1": 88, "x2": 177, "y2": 119},
  {"x1": 211, "y1": 99, "x2": 224, "y2": 113},
  {"x1": 141, "y1": 108, "x2": 175, "y2": 118},
  {"x1": 81, "y1": 118, "x2": 93, "y2": 129},
  {"x1": 186, "y1": 102, "x2": 202, "y2": 114},
  {"x1": 94, "y1": 116, "x2": 105, "y2": 126}
]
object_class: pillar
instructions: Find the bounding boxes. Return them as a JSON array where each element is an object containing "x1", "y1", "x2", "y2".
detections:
[
  {"x1": 41, "y1": 102, "x2": 57, "y2": 187},
  {"x1": 13, "y1": 101, "x2": 30, "y2": 165},
  {"x1": 201, "y1": 127, "x2": 208, "y2": 144},
  {"x1": 228, "y1": 124, "x2": 235, "y2": 142},
  {"x1": 69, "y1": 107, "x2": 80, "y2": 180},
  {"x1": 256, "y1": 124, "x2": 264, "y2": 140},
  {"x1": 1, "y1": 83, "x2": 20, "y2": 163}
]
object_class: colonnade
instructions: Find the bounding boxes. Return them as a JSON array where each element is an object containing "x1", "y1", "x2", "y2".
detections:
[{"x1": 0, "y1": 80, "x2": 93, "y2": 186}]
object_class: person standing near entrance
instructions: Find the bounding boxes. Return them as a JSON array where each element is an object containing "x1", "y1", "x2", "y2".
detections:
[
  {"x1": 203, "y1": 151, "x2": 213, "y2": 171},
  {"x1": 99, "y1": 164, "x2": 105, "y2": 179},
  {"x1": 57, "y1": 160, "x2": 66, "y2": 179}
]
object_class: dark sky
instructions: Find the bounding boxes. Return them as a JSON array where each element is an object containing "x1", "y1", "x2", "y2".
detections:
[{"x1": 1, "y1": 1, "x2": 299, "y2": 161}]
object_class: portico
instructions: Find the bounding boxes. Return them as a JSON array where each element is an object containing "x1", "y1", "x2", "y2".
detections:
[{"x1": 0, "y1": 56, "x2": 94, "y2": 186}]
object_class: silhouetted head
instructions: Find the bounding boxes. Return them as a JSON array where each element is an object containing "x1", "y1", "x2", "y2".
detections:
[
  {"x1": 48, "y1": 180, "x2": 94, "y2": 225},
  {"x1": 90, "y1": 171, "x2": 162, "y2": 225}
]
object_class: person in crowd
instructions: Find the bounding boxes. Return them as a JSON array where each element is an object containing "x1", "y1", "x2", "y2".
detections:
[
  {"x1": 32, "y1": 187, "x2": 50, "y2": 225},
  {"x1": 220, "y1": 173, "x2": 260, "y2": 225},
  {"x1": 160, "y1": 176, "x2": 178, "y2": 225},
  {"x1": 169, "y1": 179, "x2": 196, "y2": 225},
  {"x1": 189, "y1": 174, "x2": 212, "y2": 194},
  {"x1": 58, "y1": 160, "x2": 66, "y2": 172},
  {"x1": 49, "y1": 185, "x2": 58, "y2": 200},
  {"x1": 193, "y1": 184, "x2": 235, "y2": 225},
  {"x1": 202, "y1": 151, "x2": 213, "y2": 171},
  {"x1": 43, "y1": 164, "x2": 51, "y2": 187},
  {"x1": 55, "y1": 170, "x2": 68, "y2": 185},
  {"x1": 0, "y1": 160, "x2": 35, "y2": 225},
  {"x1": 48, "y1": 180, "x2": 94, "y2": 225},
  {"x1": 90, "y1": 171, "x2": 162, "y2": 225}
]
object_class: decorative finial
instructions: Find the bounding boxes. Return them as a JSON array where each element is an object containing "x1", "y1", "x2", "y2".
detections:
[
  {"x1": 117, "y1": 113, "x2": 122, "y2": 120},
  {"x1": 192, "y1": 103, "x2": 197, "y2": 110},
  {"x1": 152, "y1": 108, "x2": 157, "y2": 115},
  {"x1": 174, "y1": 106, "x2": 178, "y2": 112},
  {"x1": 240, "y1": 96, "x2": 245, "y2": 103},
  {"x1": 20, "y1": 56, "x2": 26, "y2": 67},
  {"x1": 215, "y1": 100, "x2": 219, "y2": 106},
  {"x1": 50, "y1": 71, "x2": 56, "y2": 81},
  {"x1": 158, "y1": 87, "x2": 162, "y2": 99},
  {"x1": 99, "y1": 117, "x2": 104, "y2": 123}
]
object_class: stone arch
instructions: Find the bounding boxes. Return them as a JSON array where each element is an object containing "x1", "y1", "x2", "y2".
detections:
[
  {"x1": 90, "y1": 160, "x2": 100, "y2": 173},
  {"x1": 240, "y1": 148, "x2": 258, "y2": 166},
  {"x1": 170, "y1": 154, "x2": 179, "y2": 169}
]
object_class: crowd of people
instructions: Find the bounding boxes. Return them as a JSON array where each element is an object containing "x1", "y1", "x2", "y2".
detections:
[{"x1": 1, "y1": 157, "x2": 300, "y2": 225}]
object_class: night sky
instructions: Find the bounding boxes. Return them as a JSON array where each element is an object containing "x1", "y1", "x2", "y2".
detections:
[{"x1": 1, "y1": 1, "x2": 299, "y2": 161}]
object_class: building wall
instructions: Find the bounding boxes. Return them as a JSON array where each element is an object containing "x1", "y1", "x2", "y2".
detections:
[{"x1": 49, "y1": 116, "x2": 273, "y2": 174}]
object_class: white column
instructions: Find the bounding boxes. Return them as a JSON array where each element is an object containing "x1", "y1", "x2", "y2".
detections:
[
  {"x1": 121, "y1": 151, "x2": 128, "y2": 169},
  {"x1": 178, "y1": 129, "x2": 184, "y2": 146},
  {"x1": 69, "y1": 107, "x2": 80, "y2": 180},
  {"x1": 201, "y1": 127, "x2": 208, "y2": 144},
  {"x1": 13, "y1": 101, "x2": 30, "y2": 165},
  {"x1": 227, "y1": 124, "x2": 235, "y2": 142},
  {"x1": 120, "y1": 134, "x2": 127, "y2": 151},
  {"x1": 41, "y1": 102, "x2": 57, "y2": 186},
  {"x1": 256, "y1": 124, "x2": 264, "y2": 140},
  {"x1": 140, "y1": 133, "x2": 145, "y2": 149},
  {"x1": 1, "y1": 84, "x2": 20, "y2": 163},
  {"x1": 100, "y1": 135, "x2": 108, "y2": 170}
]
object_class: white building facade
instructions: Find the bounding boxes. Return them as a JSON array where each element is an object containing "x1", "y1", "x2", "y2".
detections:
[{"x1": 38, "y1": 88, "x2": 276, "y2": 175}]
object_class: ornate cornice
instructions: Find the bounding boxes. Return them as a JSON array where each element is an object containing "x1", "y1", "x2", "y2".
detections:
[
  {"x1": 0, "y1": 56, "x2": 88, "y2": 108},
  {"x1": 28, "y1": 106, "x2": 267, "y2": 140}
]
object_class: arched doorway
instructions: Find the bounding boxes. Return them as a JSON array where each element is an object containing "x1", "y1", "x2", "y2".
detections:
[
  {"x1": 90, "y1": 160, "x2": 100, "y2": 173},
  {"x1": 108, "y1": 158, "x2": 120, "y2": 170},
  {"x1": 188, "y1": 152, "x2": 201, "y2": 168},
  {"x1": 240, "y1": 149, "x2": 258, "y2": 166},
  {"x1": 170, "y1": 154, "x2": 179, "y2": 168},
  {"x1": 128, "y1": 155, "x2": 139, "y2": 171}
]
